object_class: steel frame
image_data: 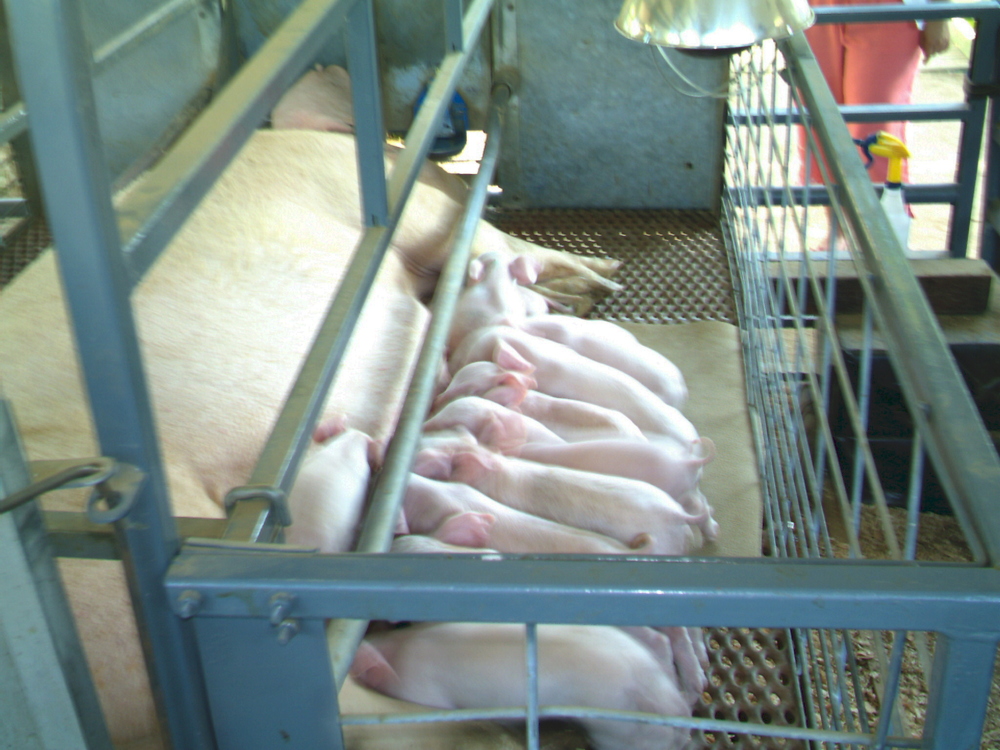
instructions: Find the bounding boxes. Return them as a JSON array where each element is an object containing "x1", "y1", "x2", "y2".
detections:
[{"x1": 1, "y1": 1, "x2": 999, "y2": 749}]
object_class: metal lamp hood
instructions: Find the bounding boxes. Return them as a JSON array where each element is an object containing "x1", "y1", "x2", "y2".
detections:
[{"x1": 614, "y1": 0, "x2": 815, "y2": 49}]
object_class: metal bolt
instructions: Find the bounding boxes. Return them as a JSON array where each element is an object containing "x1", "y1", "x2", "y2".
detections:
[
  {"x1": 269, "y1": 592, "x2": 295, "y2": 626},
  {"x1": 176, "y1": 590, "x2": 202, "y2": 619},
  {"x1": 276, "y1": 618, "x2": 300, "y2": 645}
]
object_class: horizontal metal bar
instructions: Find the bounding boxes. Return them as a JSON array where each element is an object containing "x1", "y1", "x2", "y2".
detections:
[
  {"x1": 92, "y1": 0, "x2": 202, "y2": 74},
  {"x1": 814, "y1": 2, "x2": 1000, "y2": 24},
  {"x1": 0, "y1": 197, "x2": 28, "y2": 218},
  {"x1": 117, "y1": 0, "x2": 358, "y2": 286},
  {"x1": 0, "y1": 100, "x2": 28, "y2": 144},
  {"x1": 729, "y1": 102, "x2": 972, "y2": 128},
  {"x1": 43, "y1": 511, "x2": 228, "y2": 559},
  {"x1": 783, "y1": 33, "x2": 1000, "y2": 562},
  {"x1": 165, "y1": 548, "x2": 1000, "y2": 634},
  {"x1": 728, "y1": 182, "x2": 962, "y2": 209},
  {"x1": 342, "y1": 705, "x2": 920, "y2": 746}
]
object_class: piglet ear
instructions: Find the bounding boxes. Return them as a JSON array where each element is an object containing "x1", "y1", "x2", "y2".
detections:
[
  {"x1": 313, "y1": 414, "x2": 348, "y2": 443},
  {"x1": 411, "y1": 449, "x2": 453, "y2": 480},
  {"x1": 450, "y1": 448, "x2": 496, "y2": 484},
  {"x1": 509, "y1": 255, "x2": 541, "y2": 286},
  {"x1": 493, "y1": 341, "x2": 534, "y2": 374},
  {"x1": 350, "y1": 641, "x2": 402, "y2": 693},
  {"x1": 484, "y1": 412, "x2": 528, "y2": 455},
  {"x1": 434, "y1": 512, "x2": 495, "y2": 548}
]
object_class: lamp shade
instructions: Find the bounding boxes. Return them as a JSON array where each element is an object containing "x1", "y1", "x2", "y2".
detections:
[{"x1": 614, "y1": 0, "x2": 815, "y2": 49}]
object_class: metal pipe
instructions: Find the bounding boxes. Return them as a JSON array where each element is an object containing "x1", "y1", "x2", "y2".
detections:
[
  {"x1": 326, "y1": 82, "x2": 510, "y2": 688},
  {"x1": 0, "y1": 101, "x2": 27, "y2": 144},
  {"x1": 92, "y1": 0, "x2": 203, "y2": 74}
]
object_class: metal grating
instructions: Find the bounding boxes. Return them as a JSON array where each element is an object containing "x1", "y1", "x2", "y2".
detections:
[
  {"x1": 0, "y1": 217, "x2": 50, "y2": 288},
  {"x1": 489, "y1": 207, "x2": 737, "y2": 325}
]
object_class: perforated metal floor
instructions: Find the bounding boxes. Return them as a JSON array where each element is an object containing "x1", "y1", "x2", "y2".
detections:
[
  {"x1": 0, "y1": 217, "x2": 49, "y2": 288},
  {"x1": 489, "y1": 208, "x2": 737, "y2": 325}
]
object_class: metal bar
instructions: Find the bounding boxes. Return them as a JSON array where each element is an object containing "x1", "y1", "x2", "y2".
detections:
[
  {"x1": 445, "y1": 0, "x2": 464, "y2": 53},
  {"x1": 0, "y1": 100, "x2": 27, "y2": 144},
  {"x1": 354, "y1": 82, "x2": 509, "y2": 555},
  {"x1": 784, "y1": 31, "x2": 1000, "y2": 562},
  {"x1": 92, "y1": 0, "x2": 202, "y2": 74},
  {"x1": 117, "y1": 0, "x2": 359, "y2": 286},
  {"x1": 324, "y1": 83, "x2": 510, "y2": 686},
  {"x1": 525, "y1": 623, "x2": 539, "y2": 750},
  {"x1": 192, "y1": 616, "x2": 344, "y2": 749},
  {"x1": 730, "y1": 183, "x2": 964, "y2": 209},
  {"x1": 1, "y1": 402, "x2": 113, "y2": 749},
  {"x1": 4, "y1": 1, "x2": 215, "y2": 746},
  {"x1": 948, "y1": 11, "x2": 998, "y2": 257},
  {"x1": 813, "y1": 2, "x2": 1000, "y2": 24},
  {"x1": 0, "y1": 197, "x2": 27, "y2": 218},
  {"x1": 166, "y1": 550, "x2": 1000, "y2": 633},
  {"x1": 44, "y1": 512, "x2": 229, "y2": 560},
  {"x1": 341, "y1": 704, "x2": 922, "y2": 746},
  {"x1": 921, "y1": 634, "x2": 1000, "y2": 750},
  {"x1": 345, "y1": 0, "x2": 388, "y2": 227},
  {"x1": 729, "y1": 102, "x2": 972, "y2": 128}
]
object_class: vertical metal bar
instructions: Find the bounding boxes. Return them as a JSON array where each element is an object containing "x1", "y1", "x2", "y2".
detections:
[
  {"x1": 921, "y1": 634, "x2": 999, "y2": 750},
  {"x1": 193, "y1": 616, "x2": 344, "y2": 749},
  {"x1": 902, "y1": 428, "x2": 925, "y2": 561},
  {"x1": 980, "y1": 21, "x2": 1000, "y2": 269},
  {"x1": 4, "y1": 1, "x2": 215, "y2": 747},
  {"x1": 345, "y1": 0, "x2": 388, "y2": 227},
  {"x1": 0, "y1": 1, "x2": 43, "y2": 223},
  {"x1": 872, "y1": 632, "x2": 907, "y2": 749},
  {"x1": 0, "y1": 401, "x2": 113, "y2": 750},
  {"x1": 948, "y1": 12, "x2": 998, "y2": 258},
  {"x1": 525, "y1": 623, "x2": 540, "y2": 750},
  {"x1": 445, "y1": 0, "x2": 464, "y2": 53},
  {"x1": 849, "y1": 303, "x2": 875, "y2": 534}
]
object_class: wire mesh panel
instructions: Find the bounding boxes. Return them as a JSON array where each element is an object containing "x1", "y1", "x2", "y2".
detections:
[{"x1": 723, "y1": 33, "x2": 999, "y2": 748}]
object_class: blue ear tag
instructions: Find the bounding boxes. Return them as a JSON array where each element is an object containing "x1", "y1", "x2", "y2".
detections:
[{"x1": 414, "y1": 87, "x2": 469, "y2": 158}]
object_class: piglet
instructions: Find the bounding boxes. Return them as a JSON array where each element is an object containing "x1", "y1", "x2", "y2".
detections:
[
  {"x1": 405, "y1": 474, "x2": 653, "y2": 555},
  {"x1": 440, "y1": 347, "x2": 649, "y2": 443},
  {"x1": 423, "y1": 396, "x2": 564, "y2": 455},
  {"x1": 520, "y1": 316, "x2": 688, "y2": 407},
  {"x1": 413, "y1": 443, "x2": 704, "y2": 555},
  {"x1": 447, "y1": 251, "x2": 543, "y2": 350},
  {"x1": 285, "y1": 423, "x2": 378, "y2": 553},
  {"x1": 433, "y1": 361, "x2": 536, "y2": 412},
  {"x1": 350, "y1": 623, "x2": 692, "y2": 750},
  {"x1": 448, "y1": 325, "x2": 697, "y2": 442},
  {"x1": 517, "y1": 437, "x2": 720, "y2": 541}
]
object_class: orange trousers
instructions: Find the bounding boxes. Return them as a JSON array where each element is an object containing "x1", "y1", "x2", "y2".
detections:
[{"x1": 803, "y1": 0, "x2": 922, "y2": 184}]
